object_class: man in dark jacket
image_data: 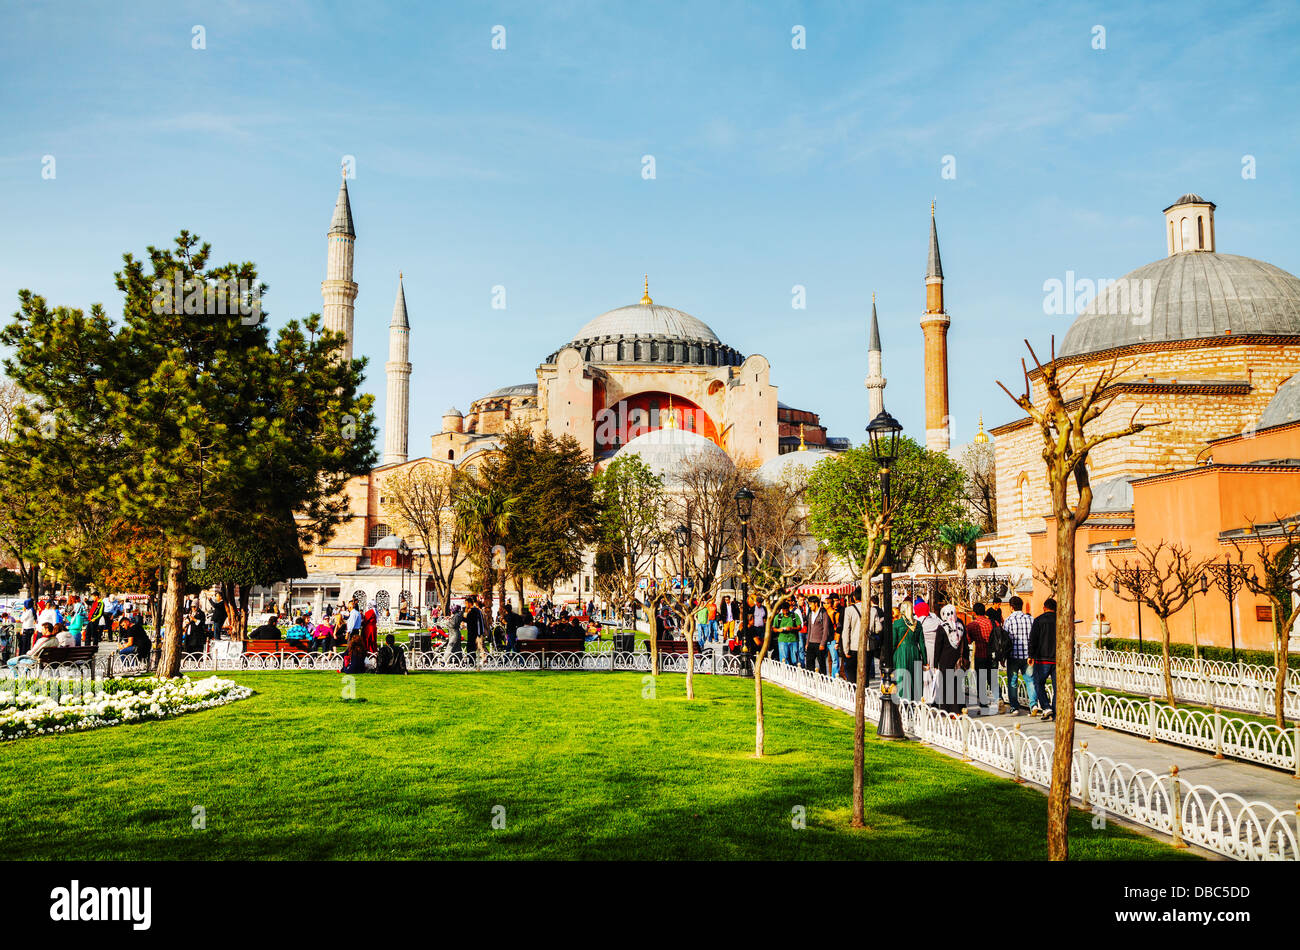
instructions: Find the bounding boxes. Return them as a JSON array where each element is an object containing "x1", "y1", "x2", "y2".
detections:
[
  {"x1": 804, "y1": 595, "x2": 833, "y2": 675},
  {"x1": 1029, "y1": 598, "x2": 1057, "y2": 721},
  {"x1": 464, "y1": 597, "x2": 484, "y2": 659}
]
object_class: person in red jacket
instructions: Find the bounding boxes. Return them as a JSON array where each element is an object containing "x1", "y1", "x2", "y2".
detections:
[{"x1": 362, "y1": 606, "x2": 378, "y2": 654}]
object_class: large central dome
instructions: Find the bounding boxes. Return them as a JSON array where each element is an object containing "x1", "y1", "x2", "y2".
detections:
[
  {"x1": 546, "y1": 289, "x2": 743, "y2": 367},
  {"x1": 1060, "y1": 255, "x2": 1300, "y2": 358}
]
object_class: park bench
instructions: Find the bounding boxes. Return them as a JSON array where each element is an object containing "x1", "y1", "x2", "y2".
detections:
[
  {"x1": 516, "y1": 638, "x2": 588, "y2": 654},
  {"x1": 243, "y1": 638, "x2": 311, "y2": 654},
  {"x1": 36, "y1": 646, "x2": 99, "y2": 676},
  {"x1": 655, "y1": 639, "x2": 688, "y2": 655}
]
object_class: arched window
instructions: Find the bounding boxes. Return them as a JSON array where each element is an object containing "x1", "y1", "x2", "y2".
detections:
[
  {"x1": 1180, "y1": 216, "x2": 1191, "y2": 251},
  {"x1": 448, "y1": 450, "x2": 454, "y2": 460},
  {"x1": 1017, "y1": 473, "x2": 1031, "y2": 519},
  {"x1": 368, "y1": 524, "x2": 393, "y2": 546},
  {"x1": 1197, "y1": 216, "x2": 1204, "y2": 249}
]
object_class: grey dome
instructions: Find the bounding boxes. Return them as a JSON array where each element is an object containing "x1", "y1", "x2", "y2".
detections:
[
  {"x1": 612, "y1": 428, "x2": 732, "y2": 480},
  {"x1": 1060, "y1": 253, "x2": 1300, "y2": 358},
  {"x1": 1259, "y1": 373, "x2": 1300, "y2": 430},
  {"x1": 548, "y1": 302, "x2": 743, "y2": 367},
  {"x1": 756, "y1": 448, "x2": 837, "y2": 484},
  {"x1": 443, "y1": 406, "x2": 463, "y2": 417},
  {"x1": 484, "y1": 383, "x2": 538, "y2": 399},
  {"x1": 1090, "y1": 476, "x2": 1136, "y2": 513}
]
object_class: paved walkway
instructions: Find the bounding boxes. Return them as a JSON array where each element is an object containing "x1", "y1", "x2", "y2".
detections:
[{"x1": 995, "y1": 708, "x2": 1300, "y2": 814}]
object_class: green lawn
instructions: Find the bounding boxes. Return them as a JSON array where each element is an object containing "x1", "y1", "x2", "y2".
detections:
[{"x1": 0, "y1": 672, "x2": 1194, "y2": 860}]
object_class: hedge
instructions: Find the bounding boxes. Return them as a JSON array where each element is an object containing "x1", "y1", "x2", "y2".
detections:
[{"x1": 1096, "y1": 637, "x2": 1299, "y2": 669}]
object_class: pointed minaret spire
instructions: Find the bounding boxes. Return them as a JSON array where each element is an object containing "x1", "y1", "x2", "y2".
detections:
[
  {"x1": 927, "y1": 200, "x2": 943, "y2": 281},
  {"x1": 322, "y1": 169, "x2": 359, "y2": 362},
  {"x1": 383, "y1": 273, "x2": 412, "y2": 466},
  {"x1": 922, "y1": 203, "x2": 952, "y2": 453},
  {"x1": 865, "y1": 292, "x2": 886, "y2": 419}
]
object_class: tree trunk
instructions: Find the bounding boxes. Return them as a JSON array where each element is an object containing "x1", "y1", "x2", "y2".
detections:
[
  {"x1": 157, "y1": 551, "x2": 186, "y2": 678},
  {"x1": 685, "y1": 605, "x2": 695, "y2": 700},
  {"x1": 237, "y1": 585, "x2": 250, "y2": 639},
  {"x1": 852, "y1": 565, "x2": 871, "y2": 827},
  {"x1": 1274, "y1": 614, "x2": 1290, "y2": 728},
  {"x1": 1047, "y1": 515, "x2": 1078, "y2": 862},
  {"x1": 1158, "y1": 615, "x2": 1176, "y2": 707}
]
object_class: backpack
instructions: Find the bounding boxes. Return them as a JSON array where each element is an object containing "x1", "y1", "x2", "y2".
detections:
[{"x1": 994, "y1": 624, "x2": 1012, "y2": 663}]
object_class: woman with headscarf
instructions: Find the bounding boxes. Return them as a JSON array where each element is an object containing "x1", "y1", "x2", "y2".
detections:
[
  {"x1": 932, "y1": 603, "x2": 970, "y2": 714},
  {"x1": 891, "y1": 601, "x2": 926, "y2": 701}
]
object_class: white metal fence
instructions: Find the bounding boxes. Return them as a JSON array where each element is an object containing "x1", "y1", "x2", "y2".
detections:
[
  {"x1": 758, "y1": 659, "x2": 1299, "y2": 861},
  {"x1": 1075, "y1": 647, "x2": 1300, "y2": 720}
]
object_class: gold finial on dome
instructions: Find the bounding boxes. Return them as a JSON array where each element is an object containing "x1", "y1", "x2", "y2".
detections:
[
  {"x1": 974, "y1": 414, "x2": 990, "y2": 444},
  {"x1": 931, "y1": 198, "x2": 935, "y2": 217},
  {"x1": 640, "y1": 275, "x2": 653, "y2": 306},
  {"x1": 798, "y1": 423, "x2": 807, "y2": 451}
]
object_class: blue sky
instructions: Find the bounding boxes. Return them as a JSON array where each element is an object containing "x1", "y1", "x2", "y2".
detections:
[{"x1": 2, "y1": 0, "x2": 1298, "y2": 452}]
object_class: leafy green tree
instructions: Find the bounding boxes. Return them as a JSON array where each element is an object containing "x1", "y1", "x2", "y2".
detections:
[
  {"x1": 189, "y1": 513, "x2": 308, "y2": 637},
  {"x1": 805, "y1": 439, "x2": 967, "y2": 574},
  {"x1": 484, "y1": 426, "x2": 598, "y2": 605},
  {"x1": 593, "y1": 455, "x2": 665, "y2": 671},
  {"x1": 454, "y1": 475, "x2": 517, "y2": 616},
  {"x1": 2, "y1": 232, "x2": 374, "y2": 675}
]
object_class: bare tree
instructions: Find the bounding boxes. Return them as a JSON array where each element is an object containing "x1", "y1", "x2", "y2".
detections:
[
  {"x1": 743, "y1": 476, "x2": 828, "y2": 755},
  {"x1": 385, "y1": 462, "x2": 469, "y2": 610},
  {"x1": 1090, "y1": 542, "x2": 1214, "y2": 707},
  {"x1": 958, "y1": 439, "x2": 997, "y2": 533},
  {"x1": 667, "y1": 454, "x2": 741, "y2": 592},
  {"x1": 997, "y1": 338, "x2": 1160, "y2": 861},
  {"x1": 1231, "y1": 517, "x2": 1300, "y2": 728}
]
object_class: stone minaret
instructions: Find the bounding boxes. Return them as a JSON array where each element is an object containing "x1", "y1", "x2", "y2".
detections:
[
  {"x1": 322, "y1": 171, "x2": 358, "y2": 362},
  {"x1": 865, "y1": 293, "x2": 886, "y2": 419},
  {"x1": 384, "y1": 274, "x2": 412, "y2": 465},
  {"x1": 921, "y1": 202, "x2": 951, "y2": 453}
]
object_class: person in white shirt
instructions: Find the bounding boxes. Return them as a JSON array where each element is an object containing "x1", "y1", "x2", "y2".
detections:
[{"x1": 37, "y1": 602, "x2": 59, "y2": 629}]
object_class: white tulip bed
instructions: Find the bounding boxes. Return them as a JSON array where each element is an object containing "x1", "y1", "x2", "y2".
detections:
[{"x1": 0, "y1": 676, "x2": 253, "y2": 741}]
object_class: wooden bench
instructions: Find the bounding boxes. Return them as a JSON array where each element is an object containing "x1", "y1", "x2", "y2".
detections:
[
  {"x1": 654, "y1": 639, "x2": 689, "y2": 655},
  {"x1": 243, "y1": 638, "x2": 311, "y2": 654},
  {"x1": 516, "y1": 638, "x2": 589, "y2": 654},
  {"x1": 37, "y1": 646, "x2": 99, "y2": 673}
]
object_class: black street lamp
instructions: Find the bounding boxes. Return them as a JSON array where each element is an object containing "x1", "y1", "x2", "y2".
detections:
[
  {"x1": 867, "y1": 408, "x2": 904, "y2": 740},
  {"x1": 735, "y1": 486, "x2": 755, "y2": 659},
  {"x1": 1209, "y1": 560, "x2": 1249, "y2": 664}
]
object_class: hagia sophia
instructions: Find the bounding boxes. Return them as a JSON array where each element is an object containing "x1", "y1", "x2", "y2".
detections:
[
  {"x1": 298, "y1": 173, "x2": 862, "y2": 614},
  {"x1": 296, "y1": 173, "x2": 1300, "y2": 654}
]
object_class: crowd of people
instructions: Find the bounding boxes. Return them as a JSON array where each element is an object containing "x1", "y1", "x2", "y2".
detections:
[
  {"x1": 1, "y1": 595, "x2": 152, "y2": 671},
  {"x1": 644, "y1": 587, "x2": 1059, "y2": 721}
]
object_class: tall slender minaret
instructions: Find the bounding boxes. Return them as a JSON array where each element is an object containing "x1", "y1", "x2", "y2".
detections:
[
  {"x1": 922, "y1": 201, "x2": 951, "y2": 453},
  {"x1": 384, "y1": 273, "x2": 412, "y2": 465},
  {"x1": 865, "y1": 292, "x2": 886, "y2": 419},
  {"x1": 322, "y1": 169, "x2": 358, "y2": 362}
]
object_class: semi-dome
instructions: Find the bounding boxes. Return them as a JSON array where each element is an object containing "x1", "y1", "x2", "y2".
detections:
[
  {"x1": 612, "y1": 428, "x2": 732, "y2": 480},
  {"x1": 1060, "y1": 253, "x2": 1300, "y2": 358},
  {"x1": 1090, "y1": 476, "x2": 1136, "y2": 513},
  {"x1": 1258, "y1": 372, "x2": 1300, "y2": 430},
  {"x1": 546, "y1": 284, "x2": 744, "y2": 367},
  {"x1": 756, "y1": 448, "x2": 837, "y2": 484},
  {"x1": 484, "y1": 383, "x2": 538, "y2": 399}
]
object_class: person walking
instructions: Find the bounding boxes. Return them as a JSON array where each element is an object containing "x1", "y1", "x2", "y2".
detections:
[
  {"x1": 890, "y1": 601, "x2": 926, "y2": 700},
  {"x1": 464, "y1": 597, "x2": 485, "y2": 660},
  {"x1": 1002, "y1": 596, "x2": 1035, "y2": 714},
  {"x1": 18, "y1": 599, "x2": 36, "y2": 656},
  {"x1": 826, "y1": 594, "x2": 843, "y2": 679},
  {"x1": 773, "y1": 600, "x2": 799, "y2": 665},
  {"x1": 840, "y1": 589, "x2": 862, "y2": 683},
  {"x1": 966, "y1": 603, "x2": 996, "y2": 714},
  {"x1": 1029, "y1": 598, "x2": 1058, "y2": 721},
  {"x1": 804, "y1": 595, "x2": 832, "y2": 675},
  {"x1": 932, "y1": 604, "x2": 968, "y2": 713}
]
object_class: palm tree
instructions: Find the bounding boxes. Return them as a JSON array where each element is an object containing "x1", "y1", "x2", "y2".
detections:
[{"x1": 454, "y1": 475, "x2": 518, "y2": 620}]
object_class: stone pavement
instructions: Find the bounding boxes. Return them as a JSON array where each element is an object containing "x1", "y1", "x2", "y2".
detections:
[{"x1": 985, "y1": 708, "x2": 1300, "y2": 816}]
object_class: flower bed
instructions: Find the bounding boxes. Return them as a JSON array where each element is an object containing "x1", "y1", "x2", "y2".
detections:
[{"x1": 0, "y1": 676, "x2": 253, "y2": 741}]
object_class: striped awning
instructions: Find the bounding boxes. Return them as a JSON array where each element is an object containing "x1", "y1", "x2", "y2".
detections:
[{"x1": 793, "y1": 583, "x2": 855, "y2": 597}]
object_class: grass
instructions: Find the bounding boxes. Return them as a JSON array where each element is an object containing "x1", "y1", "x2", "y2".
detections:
[{"x1": 0, "y1": 672, "x2": 1195, "y2": 861}]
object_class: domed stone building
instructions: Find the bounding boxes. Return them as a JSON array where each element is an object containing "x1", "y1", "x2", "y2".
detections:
[{"x1": 989, "y1": 194, "x2": 1300, "y2": 572}]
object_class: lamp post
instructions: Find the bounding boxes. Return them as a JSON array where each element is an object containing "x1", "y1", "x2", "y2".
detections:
[
  {"x1": 415, "y1": 551, "x2": 425, "y2": 622},
  {"x1": 674, "y1": 523, "x2": 689, "y2": 609},
  {"x1": 1209, "y1": 560, "x2": 1249, "y2": 665},
  {"x1": 735, "y1": 486, "x2": 755, "y2": 664},
  {"x1": 867, "y1": 408, "x2": 905, "y2": 740}
]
